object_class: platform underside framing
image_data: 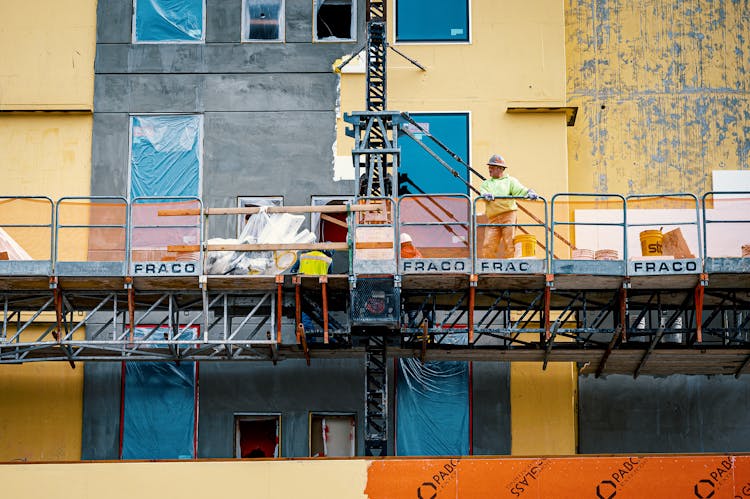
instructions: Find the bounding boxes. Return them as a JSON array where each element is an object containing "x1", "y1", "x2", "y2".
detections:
[{"x1": 0, "y1": 272, "x2": 748, "y2": 376}]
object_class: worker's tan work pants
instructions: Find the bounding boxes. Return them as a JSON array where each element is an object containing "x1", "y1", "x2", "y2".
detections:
[{"x1": 481, "y1": 210, "x2": 517, "y2": 259}]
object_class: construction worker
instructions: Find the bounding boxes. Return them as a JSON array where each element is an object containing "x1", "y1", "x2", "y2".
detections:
[
  {"x1": 480, "y1": 154, "x2": 538, "y2": 259},
  {"x1": 399, "y1": 233, "x2": 422, "y2": 258}
]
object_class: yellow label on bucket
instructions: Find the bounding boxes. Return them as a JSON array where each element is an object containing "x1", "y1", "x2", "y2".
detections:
[{"x1": 640, "y1": 230, "x2": 663, "y2": 256}]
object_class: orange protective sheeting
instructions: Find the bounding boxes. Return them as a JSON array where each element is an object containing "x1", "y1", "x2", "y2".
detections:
[{"x1": 366, "y1": 455, "x2": 750, "y2": 499}]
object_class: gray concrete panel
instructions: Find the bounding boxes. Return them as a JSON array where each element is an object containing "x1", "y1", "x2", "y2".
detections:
[
  {"x1": 81, "y1": 363, "x2": 122, "y2": 460},
  {"x1": 95, "y1": 43, "x2": 354, "y2": 74},
  {"x1": 207, "y1": 0, "x2": 241, "y2": 42},
  {"x1": 197, "y1": 359, "x2": 366, "y2": 457},
  {"x1": 286, "y1": 0, "x2": 314, "y2": 43},
  {"x1": 91, "y1": 113, "x2": 130, "y2": 197},
  {"x1": 579, "y1": 374, "x2": 750, "y2": 453},
  {"x1": 202, "y1": 110, "x2": 352, "y2": 234},
  {"x1": 95, "y1": 74, "x2": 339, "y2": 113},
  {"x1": 472, "y1": 362, "x2": 511, "y2": 455},
  {"x1": 96, "y1": 0, "x2": 132, "y2": 44}
]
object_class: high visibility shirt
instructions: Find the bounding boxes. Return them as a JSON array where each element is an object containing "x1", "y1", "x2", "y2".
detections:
[
  {"x1": 479, "y1": 175, "x2": 529, "y2": 219},
  {"x1": 298, "y1": 251, "x2": 333, "y2": 275}
]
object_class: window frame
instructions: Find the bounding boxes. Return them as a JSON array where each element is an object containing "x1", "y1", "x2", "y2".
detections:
[
  {"x1": 393, "y1": 0, "x2": 472, "y2": 45},
  {"x1": 242, "y1": 0, "x2": 286, "y2": 43},
  {"x1": 313, "y1": 0, "x2": 357, "y2": 43},
  {"x1": 127, "y1": 113, "x2": 205, "y2": 202},
  {"x1": 132, "y1": 0, "x2": 207, "y2": 44},
  {"x1": 234, "y1": 413, "x2": 282, "y2": 458},
  {"x1": 310, "y1": 196, "x2": 354, "y2": 241},
  {"x1": 308, "y1": 411, "x2": 357, "y2": 457}
]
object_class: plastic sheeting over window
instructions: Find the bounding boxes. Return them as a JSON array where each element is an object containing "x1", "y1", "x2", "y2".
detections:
[
  {"x1": 134, "y1": 0, "x2": 205, "y2": 42},
  {"x1": 121, "y1": 326, "x2": 197, "y2": 460},
  {"x1": 244, "y1": 0, "x2": 284, "y2": 41},
  {"x1": 130, "y1": 115, "x2": 202, "y2": 199},
  {"x1": 396, "y1": 359, "x2": 470, "y2": 456}
]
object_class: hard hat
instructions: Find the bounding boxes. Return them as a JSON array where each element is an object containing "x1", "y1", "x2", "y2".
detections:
[
  {"x1": 400, "y1": 233, "x2": 413, "y2": 244},
  {"x1": 487, "y1": 154, "x2": 507, "y2": 167}
]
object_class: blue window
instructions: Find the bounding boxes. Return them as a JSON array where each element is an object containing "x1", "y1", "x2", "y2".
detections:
[
  {"x1": 134, "y1": 0, "x2": 205, "y2": 42},
  {"x1": 399, "y1": 112, "x2": 470, "y2": 195},
  {"x1": 129, "y1": 115, "x2": 203, "y2": 199},
  {"x1": 396, "y1": 0, "x2": 469, "y2": 43}
]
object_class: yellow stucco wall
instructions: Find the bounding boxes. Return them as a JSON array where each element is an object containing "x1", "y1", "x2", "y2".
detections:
[
  {"x1": 1, "y1": 461, "x2": 369, "y2": 498},
  {"x1": 0, "y1": 114, "x2": 93, "y2": 198},
  {"x1": 0, "y1": 328, "x2": 84, "y2": 462},
  {"x1": 0, "y1": 0, "x2": 97, "y2": 110},
  {"x1": 336, "y1": 0, "x2": 569, "y2": 199},
  {"x1": 510, "y1": 362, "x2": 577, "y2": 455},
  {"x1": 566, "y1": 0, "x2": 750, "y2": 194}
]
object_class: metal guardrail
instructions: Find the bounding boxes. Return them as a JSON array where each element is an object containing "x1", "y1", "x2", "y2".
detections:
[
  {"x1": 0, "y1": 194, "x2": 748, "y2": 278},
  {"x1": 54, "y1": 196, "x2": 129, "y2": 276},
  {"x1": 398, "y1": 194, "x2": 472, "y2": 274},
  {"x1": 550, "y1": 193, "x2": 627, "y2": 276},
  {"x1": 702, "y1": 191, "x2": 750, "y2": 273},
  {"x1": 626, "y1": 193, "x2": 702, "y2": 275},
  {"x1": 129, "y1": 196, "x2": 203, "y2": 276},
  {"x1": 0, "y1": 196, "x2": 54, "y2": 276},
  {"x1": 472, "y1": 195, "x2": 548, "y2": 274}
]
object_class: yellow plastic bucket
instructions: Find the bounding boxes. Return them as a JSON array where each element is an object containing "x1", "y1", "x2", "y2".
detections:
[
  {"x1": 640, "y1": 230, "x2": 663, "y2": 256},
  {"x1": 513, "y1": 234, "x2": 537, "y2": 258}
]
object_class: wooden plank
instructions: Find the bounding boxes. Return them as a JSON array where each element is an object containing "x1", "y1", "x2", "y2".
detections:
[
  {"x1": 320, "y1": 213, "x2": 348, "y2": 229},
  {"x1": 166, "y1": 245, "x2": 200, "y2": 253},
  {"x1": 354, "y1": 241, "x2": 393, "y2": 249},
  {"x1": 207, "y1": 242, "x2": 349, "y2": 251},
  {"x1": 158, "y1": 204, "x2": 383, "y2": 217}
]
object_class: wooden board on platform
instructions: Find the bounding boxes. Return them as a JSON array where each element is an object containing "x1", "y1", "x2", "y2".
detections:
[
  {"x1": 707, "y1": 273, "x2": 750, "y2": 289},
  {"x1": 402, "y1": 274, "x2": 471, "y2": 290},
  {"x1": 552, "y1": 274, "x2": 625, "y2": 290},
  {"x1": 57, "y1": 276, "x2": 127, "y2": 290}
]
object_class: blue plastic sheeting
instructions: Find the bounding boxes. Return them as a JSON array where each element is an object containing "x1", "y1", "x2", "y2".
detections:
[
  {"x1": 134, "y1": 0, "x2": 204, "y2": 42},
  {"x1": 399, "y1": 113, "x2": 470, "y2": 195},
  {"x1": 122, "y1": 362, "x2": 196, "y2": 459},
  {"x1": 396, "y1": 359, "x2": 470, "y2": 456},
  {"x1": 396, "y1": 0, "x2": 469, "y2": 42},
  {"x1": 130, "y1": 115, "x2": 202, "y2": 199}
]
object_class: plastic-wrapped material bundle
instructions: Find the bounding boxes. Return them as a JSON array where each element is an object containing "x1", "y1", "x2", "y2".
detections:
[{"x1": 205, "y1": 210, "x2": 320, "y2": 275}]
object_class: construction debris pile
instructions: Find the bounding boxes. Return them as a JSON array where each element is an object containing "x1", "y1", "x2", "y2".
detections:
[{"x1": 205, "y1": 207, "x2": 315, "y2": 275}]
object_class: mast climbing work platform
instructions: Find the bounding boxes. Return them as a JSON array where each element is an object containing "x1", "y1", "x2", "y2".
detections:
[{"x1": 0, "y1": 192, "x2": 748, "y2": 376}]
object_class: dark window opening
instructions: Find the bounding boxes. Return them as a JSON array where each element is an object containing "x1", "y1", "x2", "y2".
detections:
[
  {"x1": 316, "y1": 1, "x2": 352, "y2": 40},
  {"x1": 235, "y1": 414, "x2": 280, "y2": 458}
]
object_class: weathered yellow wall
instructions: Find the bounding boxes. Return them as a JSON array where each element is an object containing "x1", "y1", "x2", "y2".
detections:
[
  {"x1": 337, "y1": 0, "x2": 569, "y2": 199},
  {"x1": 566, "y1": 0, "x2": 750, "y2": 194},
  {"x1": 0, "y1": 0, "x2": 96, "y2": 463},
  {"x1": 0, "y1": 328, "x2": 84, "y2": 462},
  {"x1": 0, "y1": 0, "x2": 96, "y2": 110},
  {"x1": 510, "y1": 362, "x2": 577, "y2": 455},
  {"x1": 1, "y1": 461, "x2": 369, "y2": 498}
]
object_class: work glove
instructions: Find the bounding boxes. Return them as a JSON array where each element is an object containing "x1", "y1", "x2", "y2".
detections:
[
  {"x1": 525, "y1": 189, "x2": 539, "y2": 200},
  {"x1": 482, "y1": 193, "x2": 494, "y2": 201}
]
